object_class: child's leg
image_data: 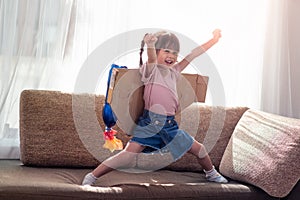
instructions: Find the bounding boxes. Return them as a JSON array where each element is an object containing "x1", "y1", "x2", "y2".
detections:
[
  {"x1": 82, "y1": 142, "x2": 144, "y2": 185},
  {"x1": 188, "y1": 141, "x2": 212, "y2": 171},
  {"x1": 94, "y1": 142, "x2": 144, "y2": 176},
  {"x1": 188, "y1": 141, "x2": 228, "y2": 183}
]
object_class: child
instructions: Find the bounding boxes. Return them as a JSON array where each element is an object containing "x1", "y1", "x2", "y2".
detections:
[{"x1": 82, "y1": 29, "x2": 228, "y2": 185}]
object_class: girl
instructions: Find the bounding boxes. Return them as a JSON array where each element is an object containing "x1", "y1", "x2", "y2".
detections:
[{"x1": 82, "y1": 29, "x2": 228, "y2": 185}]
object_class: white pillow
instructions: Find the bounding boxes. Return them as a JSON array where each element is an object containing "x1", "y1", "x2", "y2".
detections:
[{"x1": 220, "y1": 109, "x2": 300, "y2": 198}]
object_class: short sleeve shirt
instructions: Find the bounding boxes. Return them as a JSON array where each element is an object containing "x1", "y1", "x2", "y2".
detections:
[{"x1": 140, "y1": 63, "x2": 181, "y2": 116}]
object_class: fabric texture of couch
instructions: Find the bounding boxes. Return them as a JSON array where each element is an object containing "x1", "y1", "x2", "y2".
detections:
[
  {"x1": 0, "y1": 89, "x2": 299, "y2": 200},
  {"x1": 220, "y1": 109, "x2": 300, "y2": 198}
]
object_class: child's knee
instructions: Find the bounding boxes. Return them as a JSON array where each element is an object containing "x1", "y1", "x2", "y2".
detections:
[
  {"x1": 189, "y1": 142, "x2": 208, "y2": 159},
  {"x1": 198, "y1": 143, "x2": 208, "y2": 159}
]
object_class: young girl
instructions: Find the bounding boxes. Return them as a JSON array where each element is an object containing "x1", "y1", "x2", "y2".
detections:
[{"x1": 82, "y1": 29, "x2": 228, "y2": 185}]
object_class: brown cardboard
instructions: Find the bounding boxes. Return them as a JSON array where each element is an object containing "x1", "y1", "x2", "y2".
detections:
[{"x1": 109, "y1": 68, "x2": 208, "y2": 134}]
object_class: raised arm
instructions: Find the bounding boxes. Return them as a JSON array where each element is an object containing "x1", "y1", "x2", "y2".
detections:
[
  {"x1": 142, "y1": 34, "x2": 158, "y2": 74},
  {"x1": 144, "y1": 34, "x2": 158, "y2": 63},
  {"x1": 177, "y1": 29, "x2": 222, "y2": 71}
]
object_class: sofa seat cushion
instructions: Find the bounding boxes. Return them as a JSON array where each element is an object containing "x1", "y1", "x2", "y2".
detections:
[
  {"x1": 220, "y1": 109, "x2": 300, "y2": 198},
  {"x1": 0, "y1": 160, "x2": 279, "y2": 200}
]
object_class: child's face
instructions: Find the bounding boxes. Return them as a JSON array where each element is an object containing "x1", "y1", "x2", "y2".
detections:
[{"x1": 157, "y1": 49, "x2": 178, "y2": 67}]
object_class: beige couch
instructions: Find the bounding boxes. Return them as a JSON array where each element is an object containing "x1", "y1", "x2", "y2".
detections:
[{"x1": 0, "y1": 90, "x2": 299, "y2": 200}]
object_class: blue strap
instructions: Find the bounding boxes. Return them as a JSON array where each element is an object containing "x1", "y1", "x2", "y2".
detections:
[{"x1": 103, "y1": 64, "x2": 127, "y2": 128}]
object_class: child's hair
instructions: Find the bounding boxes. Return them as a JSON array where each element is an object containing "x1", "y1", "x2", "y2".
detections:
[{"x1": 139, "y1": 31, "x2": 180, "y2": 66}]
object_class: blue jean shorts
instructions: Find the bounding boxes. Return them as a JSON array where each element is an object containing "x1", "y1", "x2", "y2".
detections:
[{"x1": 130, "y1": 110, "x2": 194, "y2": 161}]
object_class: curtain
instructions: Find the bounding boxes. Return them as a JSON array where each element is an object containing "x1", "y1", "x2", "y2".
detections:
[
  {"x1": 1, "y1": 0, "x2": 298, "y2": 159},
  {"x1": 0, "y1": 0, "x2": 132, "y2": 159},
  {"x1": 261, "y1": 0, "x2": 300, "y2": 119},
  {"x1": 0, "y1": 0, "x2": 76, "y2": 158}
]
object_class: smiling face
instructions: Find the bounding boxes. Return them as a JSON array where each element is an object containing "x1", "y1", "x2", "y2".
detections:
[
  {"x1": 157, "y1": 49, "x2": 178, "y2": 67},
  {"x1": 154, "y1": 32, "x2": 180, "y2": 67}
]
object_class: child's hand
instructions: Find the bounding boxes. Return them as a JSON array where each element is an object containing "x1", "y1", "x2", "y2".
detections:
[
  {"x1": 212, "y1": 29, "x2": 222, "y2": 42},
  {"x1": 144, "y1": 33, "x2": 158, "y2": 47}
]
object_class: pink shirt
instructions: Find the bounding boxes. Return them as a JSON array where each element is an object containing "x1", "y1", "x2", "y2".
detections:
[{"x1": 140, "y1": 63, "x2": 181, "y2": 116}]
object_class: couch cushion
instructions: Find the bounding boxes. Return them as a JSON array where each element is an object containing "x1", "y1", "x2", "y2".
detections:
[
  {"x1": 19, "y1": 90, "x2": 131, "y2": 167},
  {"x1": 20, "y1": 90, "x2": 248, "y2": 170},
  {"x1": 219, "y1": 109, "x2": 300, "y2": 198},
  {"x1": 0, "y1": 160, "x2": 280, "y2": 200}
]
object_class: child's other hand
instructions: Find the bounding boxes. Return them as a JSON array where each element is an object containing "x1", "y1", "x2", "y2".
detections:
[
  {"x1": 144, "y1": 33, "x2": 158, "y2": 47},
  {"x1": 212, "y1": 29, "x2": 222, "y2": 41}
]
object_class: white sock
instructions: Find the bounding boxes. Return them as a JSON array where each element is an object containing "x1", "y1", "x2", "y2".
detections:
[
  {"x1": 82, "y1": 172, "x2": 98, "y2": 186},
  {"x1": 203, "y1": 166, "x2": 228, "y2": 183},
  {"x1": 203, "y1": 166, "x2": 217, "y2": 176}
]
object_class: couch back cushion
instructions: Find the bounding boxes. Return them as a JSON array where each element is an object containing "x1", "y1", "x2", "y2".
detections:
[
  {"x1": 219, "y1": 109, "x2": 300, "y2": 198},
  {"x1": 19, "y1": 90, "x2": 131, "y2": 167},
  {"x1": 20, "y1": 90, "x2": 247, "y2": 171}
]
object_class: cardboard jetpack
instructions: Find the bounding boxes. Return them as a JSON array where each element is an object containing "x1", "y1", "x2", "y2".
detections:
[{"x1": 107, "y1": 68, "x2": 209, "y2": 134}]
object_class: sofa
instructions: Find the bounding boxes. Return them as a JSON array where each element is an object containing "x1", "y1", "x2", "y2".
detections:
[{"x1": 0, "y1": 89, "x2": 299, "y2": 200}]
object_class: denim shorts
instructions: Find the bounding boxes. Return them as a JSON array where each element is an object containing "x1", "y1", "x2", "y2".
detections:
[{"x1": 130, "y1": 110, "x2": 194, "y2": 161}]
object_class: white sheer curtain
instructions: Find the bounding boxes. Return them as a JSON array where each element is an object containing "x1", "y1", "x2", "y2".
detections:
[
  {"x1": 0, "y1": 0, "x2": 133, "y2": 159},
  {"x1": 0, "y1": 0, "x2": 93, "y2": 158},
  {"x1": 1, "y1": 0, "x2": 299, "y2": 159},
  {"x1": 261, "y1": 0, "x2": 300, "y2": 119}
]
